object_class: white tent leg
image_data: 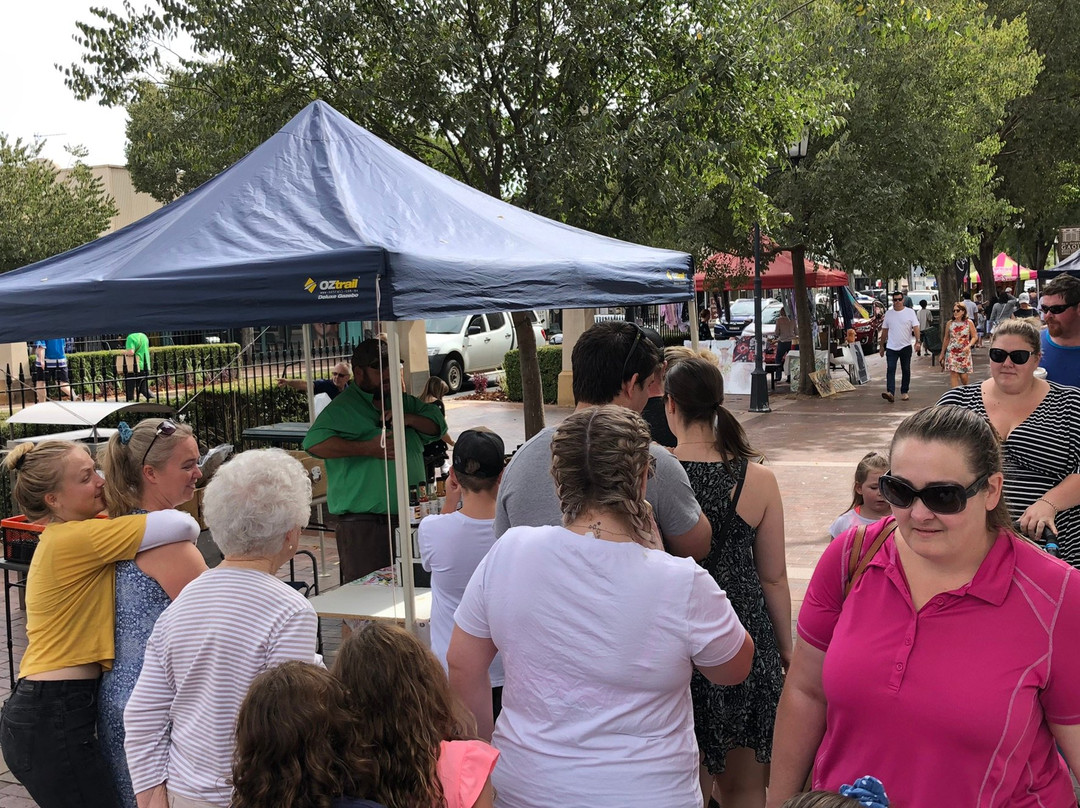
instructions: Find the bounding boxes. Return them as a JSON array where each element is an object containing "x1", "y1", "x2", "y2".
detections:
[
  {"x1": 302, "y1": 324, "x2": 316, "y2": 422},
  {"x1": 387, "y1": 324, "x2": 416, "y2": 632}
]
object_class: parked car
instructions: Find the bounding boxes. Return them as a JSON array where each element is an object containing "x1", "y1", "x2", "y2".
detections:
[
  {"x1": 906, "y1": 290, "x2": 938, "y2": 309},
  {"x1": 746, "y1": 298, "x2": 885, "y2": 354},
  {"x1": 714, "y1": 298, "x2": 782, "y2": 339},
  {"x1": 426, "y1": 311, "x2": 546, "y2": 393}
]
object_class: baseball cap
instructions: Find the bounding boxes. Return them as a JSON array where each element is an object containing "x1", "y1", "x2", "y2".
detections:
[
  {"x1": 453, "y1": 429, "x2": 506, "y2": 478},
  {"x1": 351, "y1": 339, "x2": 389, "y2": 369}
]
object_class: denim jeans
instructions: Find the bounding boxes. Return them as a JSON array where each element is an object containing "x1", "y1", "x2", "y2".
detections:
[
  {"x1": 0, "y1": 679, "x2": 120, "y2": 808},
  {"x1": 885, "y1": 345, "x2": 913, "y2": 395}
]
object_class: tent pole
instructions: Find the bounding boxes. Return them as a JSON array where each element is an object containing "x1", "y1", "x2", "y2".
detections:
[
  {"x1": 688, "y1": 295, "x2": 700, "y2": 351},
  {"x1": 302, "y1": 324, "x2": 316, "y2": 422},
  {"x1": 387, "y1": 324, "x2": 416, "y2": 632}
]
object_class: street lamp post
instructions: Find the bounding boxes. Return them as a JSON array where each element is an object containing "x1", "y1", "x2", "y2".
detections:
[{"x1": 748, "y1": 132, "x2": 809, "y2": 413}]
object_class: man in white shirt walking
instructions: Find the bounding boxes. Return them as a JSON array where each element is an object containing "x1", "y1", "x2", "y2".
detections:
[{"x1": 878, "y1": 291, "x2": 921, "y2": 402}]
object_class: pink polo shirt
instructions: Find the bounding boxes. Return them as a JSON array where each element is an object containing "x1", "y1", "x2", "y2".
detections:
[{"x1": 798, "y1": 523, "x2": 1080, "y2": 808}]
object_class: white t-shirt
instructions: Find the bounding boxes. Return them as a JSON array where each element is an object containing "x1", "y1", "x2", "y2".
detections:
[
  {"x1": 963, "y1": 299, "x2": 978, "y2": 322},
  {"x1": 418, "y1": 510, "x2": 504, "y2": 686},
  {"x1": 882, "y1": 306, "x2": 921, "y2": 351},
  {"x1": 828, "y1": 507, "x2": 882, "y2": 540},
  {"x1": 455, "y1": 525, "x2": 747, "y2": 808}
]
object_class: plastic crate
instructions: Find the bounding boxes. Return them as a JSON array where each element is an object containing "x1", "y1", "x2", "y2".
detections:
[{"x1": 0, "y1": 516, "x2": 44, "y2": 564}]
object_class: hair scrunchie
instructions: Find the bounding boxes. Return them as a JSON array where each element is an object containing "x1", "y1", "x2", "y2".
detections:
[
  {"x1": 839, "y1": 776, "x2": 889, "y2": 808},
  {"x1": 117, "y1": 421, "x2": 134, "y2": 446}
]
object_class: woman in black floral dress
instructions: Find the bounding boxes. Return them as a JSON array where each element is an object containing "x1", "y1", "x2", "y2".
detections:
[{"x1": 664, "y1": 357, "x2": 792, "y2": 808}]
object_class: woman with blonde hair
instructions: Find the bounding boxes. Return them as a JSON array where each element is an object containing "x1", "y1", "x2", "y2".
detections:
[
  {"x1": 938, "y1": 317, "x2": 1080, "y2": 567},
  {"x1": 232, "y1": 661, "x2": 381, "y2": 808},
  {"x1": 449, "y1": 405, "x2": 754, "y2": 808},
  {"x1": 333, "y1": 622, "x2": 496, "y2": 808},
  {"x1": 664, "y1": 358, "x2": 790, "y2": 808},
  {"x1": 0, "y1": 440, "x2": 200, "y2": 808},
  {"x1": 96, "y1": 418, "x2": 208, "y2": 807}
]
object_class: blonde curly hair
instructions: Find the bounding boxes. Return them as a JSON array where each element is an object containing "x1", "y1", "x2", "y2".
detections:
[{"x1": 550, "y1": 405, "x2": 656, "y2": 544}]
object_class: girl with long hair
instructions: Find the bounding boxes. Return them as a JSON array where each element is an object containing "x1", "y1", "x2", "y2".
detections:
[
  {"x1": 232, "y1": 661, "x2": 381, "y2": 808},
  {"x1": 829, "y1": 451, "x2": 891, "y2": 539},
  {"x1": 664, "y1": 358, "x2": 790, "y2": 808},
  {"x1": 332, "y1": 622, "x2": 497, "y2": 808}
]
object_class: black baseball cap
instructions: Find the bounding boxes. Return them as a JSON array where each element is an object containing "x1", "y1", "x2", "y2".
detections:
[
  {"x1": 452, "y1": 429, "x2": 506, "y2": 478},
  {"x1": 351, "y1": 339, "x2": 389, "y2": 369}
]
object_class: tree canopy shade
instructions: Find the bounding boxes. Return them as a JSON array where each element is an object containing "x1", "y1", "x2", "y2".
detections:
[
  {"x1": 0, "y1": 137, "x2": 117, "y2": 273},
  {"x1": 0, "y1": 102, "x2": 692, "y2": 343}
]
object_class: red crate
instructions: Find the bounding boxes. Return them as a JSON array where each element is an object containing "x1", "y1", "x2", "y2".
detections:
[{"x1": 0, "y1": 516, "x2": 44, "y2": 564}]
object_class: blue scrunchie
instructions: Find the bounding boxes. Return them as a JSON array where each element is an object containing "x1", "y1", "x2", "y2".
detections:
[
  {"x1": 117, "y1": 421, "x2": 134, "y2": 445},
  {"x1": 839, "y1": 776, "x2": 889, "y2": 808}
]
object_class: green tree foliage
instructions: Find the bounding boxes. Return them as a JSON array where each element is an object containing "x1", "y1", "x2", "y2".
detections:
[
  {"x1": 986, "y1": 0, "x2": 1080, "y2": 272},
  {"x1": 0, "y1": 137, "x2": 117, "y2": 273}
]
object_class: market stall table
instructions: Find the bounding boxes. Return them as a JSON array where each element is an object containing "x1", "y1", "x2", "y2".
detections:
[
  {"x1": 241, "y1": 421, "x2": 311, "y2": 447},
  {"x1": 308, "y1": 570, "x2": 432, "y2": 647}
]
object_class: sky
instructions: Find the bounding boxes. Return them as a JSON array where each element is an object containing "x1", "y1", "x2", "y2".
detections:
[{"x1": 0, "y1": 0, "x2": 137, "y2": 167}]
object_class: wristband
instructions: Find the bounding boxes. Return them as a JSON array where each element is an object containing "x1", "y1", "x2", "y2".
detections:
[{"x1": 1038, "y1": 496, "x2": 1060, "y2": 513}]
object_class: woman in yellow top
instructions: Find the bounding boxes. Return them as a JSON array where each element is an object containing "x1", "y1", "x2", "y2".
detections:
[{"x1": 0, "y1": 440, "x2": 200, "y2": 808}]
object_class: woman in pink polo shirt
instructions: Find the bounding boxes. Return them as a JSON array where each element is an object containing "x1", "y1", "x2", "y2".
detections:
[{"x1": 768, "y1": 405, "x2": 1080, "y2": 808}]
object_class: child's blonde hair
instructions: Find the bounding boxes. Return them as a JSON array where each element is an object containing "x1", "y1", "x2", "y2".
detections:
[
  {"x1": 844, "y1": 450, "x2": 889, "y2": 513},
  {"x1": 782, "y1": 792, "x2": 863, "y2": 808}
]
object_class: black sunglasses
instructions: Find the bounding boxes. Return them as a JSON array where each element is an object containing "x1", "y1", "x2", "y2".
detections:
[
  {"x1": 141, "y1": 419, "x2": 178, "y2": 466},
  {"x1": 988, "y1": 348, "x2": 1033, "y2": 365},
  {"x1": 878, "y1": 472, "x2": 989, "y2": 515},
  {"x1": 620, "y1": 324, "x2": 648, "y2": 381},
  {"x1": 330, "y1": 372, "x2": 348, "y2": 378},
  {"x1": 1040, "y1": 302, "x2": 1076, "y2": 316}
]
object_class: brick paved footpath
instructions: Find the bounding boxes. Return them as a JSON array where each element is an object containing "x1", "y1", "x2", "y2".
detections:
[{"x1": 0, "y1": 349, "x2": 982, "y2": 805}]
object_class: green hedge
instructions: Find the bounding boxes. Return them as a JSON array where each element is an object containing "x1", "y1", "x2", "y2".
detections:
[
  {"x1": 32, "y1": 344, "x2": 244, "y2": 389},
  {"x1": 503, "y1": 346, "x2": 562, "y2": 404},
  {"x1": 174, "y1": 381, "x2": 308, "y2": 448}
]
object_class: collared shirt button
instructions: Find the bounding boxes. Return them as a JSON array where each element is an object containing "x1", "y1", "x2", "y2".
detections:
[
  {"x1": 934, "y1": 597, "x2": 944, "y2": 605},
  {"x1": 904, "y1": 637, "x2": 912, "y2": 646},
  {"x1": 896, "y1": 662, "x2": 904, "y2": 670}
]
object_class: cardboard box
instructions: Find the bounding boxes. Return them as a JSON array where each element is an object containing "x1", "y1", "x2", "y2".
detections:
[
  {"x1": 287, "y1": 450, "x2": 328, "y2": 499},
  {"x1": 176, "y1": 488, "x2": 207, "y2": 530}
]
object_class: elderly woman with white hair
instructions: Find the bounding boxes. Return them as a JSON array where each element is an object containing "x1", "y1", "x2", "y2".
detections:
[{"x1": 123, "y1": 448, "x2": 318, "y2": 808}]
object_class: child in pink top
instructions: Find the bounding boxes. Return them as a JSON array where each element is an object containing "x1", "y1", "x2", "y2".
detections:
[{"x1": 333, "y1": 623, "x2": 498, "y2": 808}]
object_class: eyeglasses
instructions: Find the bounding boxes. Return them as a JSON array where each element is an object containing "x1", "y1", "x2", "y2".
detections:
[
  {"x1": 331, "y1": 372, "x2": 348, "y2": 378},
  {"x1": 878, "y1": 472, "x2": 989, "y2": 514},
  {"x1": 892, "y1": 296, "x2": 904, "y2": 301},
  {"x1": 988, "y1": 348, "x2": 1033, "y2": 365},
  {"x1": 140, "y1": 419, "x2": 178, "y2": 467},
  {"x1": 620, "y1": 324, "x2": 648, "y2": 381},
  {"x1": 1040, "y1": 303, "x2": 1076, "y2": 316}
]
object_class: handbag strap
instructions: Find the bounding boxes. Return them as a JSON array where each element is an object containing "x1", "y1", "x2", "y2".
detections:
[{"x1": 843, "y1": 518, "x2": 897, "y2": 599}]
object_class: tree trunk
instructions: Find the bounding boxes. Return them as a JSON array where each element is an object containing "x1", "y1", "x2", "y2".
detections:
[
  {"x1": 973, "y1": 230, "x2": 997, "y2": 301},
  {"x1": 790, "y1": 244, "x2": 816, "y2": 396},
  {"x1": 937, "y1": 264, "x2": 959, "y2": 344},
  {"x1": 511, "y1": 311, "x2": 545, "y2": 440}
]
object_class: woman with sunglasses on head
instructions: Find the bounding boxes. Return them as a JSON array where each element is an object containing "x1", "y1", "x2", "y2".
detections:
[
  {"x1": 768, "y1": 405, "x2": 1080, "y2": 808},
  {"x1": 937, "y1": 318, "x2": 1080, "y2": 567},
  {"x1": 96, "y1": 418, "x2": 208, "y2": 808},
  {"x1": 939, "y1": 302, "x2": 977, "y2": 388},
  {"x1": 0, "y1": 440, "x2": 201, "y2": 808}
]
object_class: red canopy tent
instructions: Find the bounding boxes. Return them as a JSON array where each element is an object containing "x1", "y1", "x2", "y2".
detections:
[{"x1": 695, "y1": 251, "x2": 848, "y2": 292}]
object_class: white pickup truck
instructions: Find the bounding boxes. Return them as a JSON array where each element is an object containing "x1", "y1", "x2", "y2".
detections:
[{"x1": 426, "y1": 311, "x2": 547, "y2": 393}]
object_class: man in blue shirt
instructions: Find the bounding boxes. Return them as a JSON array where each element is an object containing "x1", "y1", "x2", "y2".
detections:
[
  {"x1": 33, "y1": 339, "x2": 74, "y2": 401},
  {"x1": 1039, "y1": 275, "x2": 1080, "y2": 388},
  {"x1": 277, "y1": 362, "x2": 351, "y2": 400}
]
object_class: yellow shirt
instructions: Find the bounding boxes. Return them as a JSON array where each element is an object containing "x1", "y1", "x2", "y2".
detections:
[{"x1": 19, "y1": 514, "x2": 147, "y2": 678}]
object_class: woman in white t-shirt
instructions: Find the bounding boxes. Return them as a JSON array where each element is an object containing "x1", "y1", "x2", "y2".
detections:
[{"x1": 448, "y1": 406, "x2": 754, "y2": 808}]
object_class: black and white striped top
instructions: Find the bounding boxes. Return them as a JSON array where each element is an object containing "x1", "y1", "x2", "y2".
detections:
[{"x1": 938, "y1": 383, "x2": 1080, "y2": 568}]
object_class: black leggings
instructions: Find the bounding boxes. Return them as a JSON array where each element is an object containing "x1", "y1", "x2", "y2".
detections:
[{"x1": 0, "y1": 678, "x2": 120, "y2": 808}]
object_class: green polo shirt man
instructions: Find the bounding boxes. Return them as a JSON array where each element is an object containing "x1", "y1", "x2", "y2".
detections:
[{"x1": 304, "y1": 338, "x2": 446, "y2": 583}]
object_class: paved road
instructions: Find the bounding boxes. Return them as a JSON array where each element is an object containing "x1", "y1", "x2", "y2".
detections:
[{"x1": 0, "y1": 347, "x2": 982, "y2": 805}]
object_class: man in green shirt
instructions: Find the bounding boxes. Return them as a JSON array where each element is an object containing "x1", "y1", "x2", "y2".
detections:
[
  {"x1": 304, "y1": 338, "x2": 446, "y2": 583},
  {"x1": 123, "y1": 332, "x2": 152, "y2": 401}
]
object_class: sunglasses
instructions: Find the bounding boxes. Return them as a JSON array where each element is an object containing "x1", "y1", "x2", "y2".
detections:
[
  {"x1": 331, "y1": 372, "x2": 348, "y2": 378},
  {"x1": 1040, "y1": 303, "x2": 1076, "y2": 316},
  {"x1": 988, "y1": 348, "x2": 1032, "y2": 365},
  {"x1": 878, "y1": 472, "x2": 988, "y2": 515},
  {"x1": 620, "y1": 324, "x2": 648, "y2": 381},
  {"x1": 141, "y1": 419, "x2": 178, "y2": 466}
]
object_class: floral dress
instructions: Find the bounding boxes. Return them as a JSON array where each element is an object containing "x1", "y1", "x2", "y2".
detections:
[
  {"x1": 680, "y1": 459, "x2": 785, "y2": 774},
  {"x1": 944, "y1": 319, "x2": 974, "y2": 374}
]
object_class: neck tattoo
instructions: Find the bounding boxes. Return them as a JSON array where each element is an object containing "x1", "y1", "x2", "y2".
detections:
[{"x1": 574, "y1": 520, "x2": 634, "y2": 539}]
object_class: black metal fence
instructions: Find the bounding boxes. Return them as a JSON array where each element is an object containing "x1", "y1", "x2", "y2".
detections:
[{"x1": 2, "y1": 340, "x2": 356, "y2": 451}]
